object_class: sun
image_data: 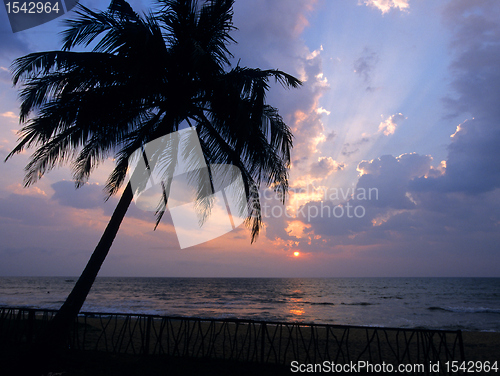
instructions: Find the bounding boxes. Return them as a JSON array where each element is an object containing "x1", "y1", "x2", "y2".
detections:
[{"x1": 293, "y1": 251, "x2": 300, "y2": 257}]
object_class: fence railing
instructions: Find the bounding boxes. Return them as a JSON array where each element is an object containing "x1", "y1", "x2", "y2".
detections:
[{"x1": 0, "y1": 307, "x2": 465, "y2": 372}]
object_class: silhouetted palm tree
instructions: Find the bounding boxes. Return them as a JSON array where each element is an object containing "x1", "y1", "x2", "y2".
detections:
[{"x1": 6, "y1": 0, "x2": 300, "y2": 350}]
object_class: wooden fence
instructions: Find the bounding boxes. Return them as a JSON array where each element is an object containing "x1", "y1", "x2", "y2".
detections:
[{"x1": 0, "y1": 307, "x2": 465, "y2": 374}]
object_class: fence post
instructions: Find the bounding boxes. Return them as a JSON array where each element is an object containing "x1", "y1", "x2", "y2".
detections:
[
  {"x1": 260, "y1": 322, "x2": 267, "y2": 363},
  {"x1": 26, "y1": 309, "x2": 35, "y2": 345},
  {"x1": 144, "y1": 316, "x2": 152, "y2": 356},
  {"x1": 457, "y1": 330, "x2": 465, "y2": 361}
]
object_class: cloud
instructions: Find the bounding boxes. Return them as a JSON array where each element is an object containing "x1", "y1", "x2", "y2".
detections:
[
  {"x1": 0, "y1": 192, "x2": 66, "y2": 227},
  {"x1": 51, "y1": 181, "x2": 107, "y2": 209},
  {"x1": 231, "y1": 0, "x2": 318, "y2": 64},
  {"x1": 309, "y1": 157, "x2": 344, "y2": 178},
  {"x1": 1, "y1": 111, "x2": 18, "y2": 121},
  {"x1": 353, "y1": 48, "x2": 379, "y2": 84},
  {"x1": 412, "y1": 1, "x2": 500, "y2": 195},
  {"x1": 230, "y1": 1, "x2": 329, "y2": 192},
  {"x1": 49, "y1": 179, "x2": 162, "y2": 225},
  {"x1": 286, "y1": 46, "x2": 331, "y2": 182},
  {"x1": 0, "y1": 189, "x2": 182, "y2": 276},
  {"x1": 360, "y1": 0, "x2": 410, "y2": 14},
  {"x1": 5, "y1": 183, "x2": 47, "y2": 197},
  {"x1": 357, "y1": 153, "x2": 431, "y2": 209},
  {"x1": 378, "y1": 113, "x2": 406, "y2": 136},
  {"x1": 316, "y1": 107, "x2": 331, "y2": 116},
  {"x1": 266, "y1": 153, "x2": 433, "y2": 248},
  {"x1": 441, "y1": 1, "x2": 500, "y2": 119},
  {"x1": 335, "y1": 112, "x2": 406, "y2": 163},
  {"x1": 411, "y1": 117, "x2": 500, "y2": 194},
  {"x1": 265, "y1": 145, "x2": 500, "y2": 276},
  {"x1": 442, "y1": 0, "x2": 500, "y2": 52},
  {"x1": 326, "y1": 131, "x2": 336, "y2": 142},
  {"x1": 342, "y1": 136, "x2": 371, "y2": 157}
]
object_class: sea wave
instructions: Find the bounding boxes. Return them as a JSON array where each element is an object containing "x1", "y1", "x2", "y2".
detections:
[
  {"x1": 2, "y1": 277, "x2": 500, "y2": 332},
  {"x1": 308, "y1": 302, "x2": 335, "y2": 306},
  {"x1": 428, "y1": 306, "x2": 500, "y2": 314},
  {"x1": 341, "y1": 302, "x2": 378, "y2": 306}
]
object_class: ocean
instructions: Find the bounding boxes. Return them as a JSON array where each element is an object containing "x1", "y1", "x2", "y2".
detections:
[{"x1": 0, "y1": 277, "x2": 499, "y2": 332}]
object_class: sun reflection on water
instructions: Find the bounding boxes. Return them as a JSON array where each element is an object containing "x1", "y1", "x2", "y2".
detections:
[{"x1": 289, "y1": 307, "x2": 305, "y2": 316}]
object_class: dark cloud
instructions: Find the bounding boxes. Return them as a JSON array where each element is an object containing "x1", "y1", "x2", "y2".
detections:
[
  {"x1": 326, "y1": 131, "x2": 336, "y2": 142},
  {"x1": 295, "y1": 200, "x2": 381, "y2": 238},
  {"x1": 442, "y1": 0, "x2": 500, "y2": 53},
  {"x1": 291, "y1": 156, "x2": 308, "y2": 167},
  {"x1": 0, "y1": 190, "x2": 178, "y2": 276},
  {"x1": 51, "y1": 181, "x2": 106, "y2": 209},
  {"x1": 353, "y1": 48, "x2": 379, "y2": 85},
  {"x1": 357, "y1": 154, "x2": 431, "y2": 209},
  {"x1": 444, "y1": 119, "x2": 500, "y2": 193},
  {"x1": 268, "y1": 154, "x2": 432, "y2": 245},
  {"x1": 341, "y1": 136, "x2": 371, "y2": 157},
  {"x1": 0, "y1": 192, "x2": 65, "y2": 227},
  {"x1": 341, "y1": 145, "x2": 359, "y2": 157},
  {"x1": 231, "y1": 0, "x2": 316, "y2": 61},
  {"x1": 230, "y1": 1, "x2": 329, "y2": 182},
  {"x1": 415, "y1": 1, "x2": 500, "y2": 195},
  {"x1": 50, "y1": 179, "x2": 161, "y2": 224},
  {"x1": 309, "y1": 157, "x2": 343, "y2": 177},
  {"x1": 411, "y1": 118, "x2": 500, "y2": 194},
  {"x1": 270, "y1": 149, "x2": 500, "y2": 272}
]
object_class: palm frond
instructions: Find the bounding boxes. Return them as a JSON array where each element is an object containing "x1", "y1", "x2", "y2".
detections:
[{"x1": 61, "y1": 5, "x2": 120, "y2": 51}]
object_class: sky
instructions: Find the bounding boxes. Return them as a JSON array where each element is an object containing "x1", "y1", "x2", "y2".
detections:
[{"x1": 0, "y1": 0, "x2": 499, "y2": 277}]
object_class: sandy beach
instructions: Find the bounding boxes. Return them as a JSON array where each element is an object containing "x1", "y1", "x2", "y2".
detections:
[{"x1": 1, "y1": 331, "x2": 499, "y2": 375}]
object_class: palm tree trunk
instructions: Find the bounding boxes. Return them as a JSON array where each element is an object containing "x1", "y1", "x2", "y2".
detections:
[{"x1": 41, "y1": 182, "x2": 134, "y2": 349}]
